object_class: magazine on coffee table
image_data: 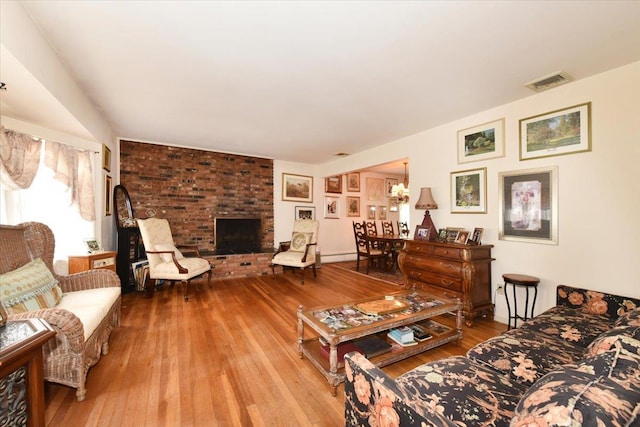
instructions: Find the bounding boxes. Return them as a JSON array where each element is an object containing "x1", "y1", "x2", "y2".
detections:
[{"x1": 415, "y1": 319, "x2": 451, "y2": 336}]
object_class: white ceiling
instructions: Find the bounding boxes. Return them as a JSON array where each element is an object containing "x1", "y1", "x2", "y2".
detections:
[{"x1": 2, "y1": 1, "x2": 640, "y2": 169}]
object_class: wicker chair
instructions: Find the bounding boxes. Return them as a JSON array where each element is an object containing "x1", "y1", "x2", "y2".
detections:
[{"x1": 0, "y1": 222, "x2": 121, "y2": 401}]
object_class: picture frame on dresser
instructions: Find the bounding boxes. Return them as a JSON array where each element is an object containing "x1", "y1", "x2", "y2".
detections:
[
  {"x1": 414, "y1": 225, "x2": 431, "y2": 240},
  {"x1": 499, "y1": 166, "x2": 558, "y2": 245}
]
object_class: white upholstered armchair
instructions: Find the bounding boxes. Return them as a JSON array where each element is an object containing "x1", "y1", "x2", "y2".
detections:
[
  {"x1": 271, "y1": 220, "x2": 319, "y2": 284},
  {"x1": 137, "y1": 218, "x2": 212, "y2": 301}
]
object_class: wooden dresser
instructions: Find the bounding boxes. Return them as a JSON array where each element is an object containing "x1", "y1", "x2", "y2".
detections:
[{"x1": 398, "y1": 240, "x2": 494, "y2": 327}]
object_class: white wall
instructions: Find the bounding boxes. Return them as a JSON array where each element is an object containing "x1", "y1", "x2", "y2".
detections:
[
  {"x1": 321, "y1": 61, "x2": 640, "y2": 323},
  {"x1": 1, "y1": 1, "x2": 117, "y2": 249}
]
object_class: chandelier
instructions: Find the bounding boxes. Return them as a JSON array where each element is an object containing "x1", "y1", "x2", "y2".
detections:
[{"x1": 391, "y1": 162, "x2": 410, "y2": 203}]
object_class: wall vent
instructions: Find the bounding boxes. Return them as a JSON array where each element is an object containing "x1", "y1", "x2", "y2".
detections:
[{"x1": 525, "y1": 71, "x2": 573, "y2": 92}]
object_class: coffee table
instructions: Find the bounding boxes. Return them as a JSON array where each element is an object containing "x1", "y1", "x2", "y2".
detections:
[{"x1": 297, "y1": 290, "x2": 462, "y2": 395}]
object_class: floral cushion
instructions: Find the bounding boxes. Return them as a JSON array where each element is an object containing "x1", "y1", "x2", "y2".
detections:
[
  {"x1": 290, "y1": 232, "x2": 312, "y2": 252},
  {"x1": 585, "y1": 326, "x2": 640, "y2": 357},
  {"x1": 512, "y1": 348, "x2": 640, "y2": 426},
  {"x1": 467, "y1": 328, "x2": 585, "y2": 385},
  {"x1": 395, "y1": 356, "x2": 529, "y2": 427},
  {"x1": 615, "y1": 307, "x2": 640, "y2": 327},
  {"x1": 519, "y1": 305, "x2": 615, "y2": 348},
  {"x1": 557, "y1": 285, "x2": 640, "y2": 319},
  {"x1": 0, "y1": 258, "x2": 62, "y2": 314}
]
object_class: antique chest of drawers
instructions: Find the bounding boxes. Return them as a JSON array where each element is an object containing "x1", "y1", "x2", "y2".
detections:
[{"x1": 398, "y1": 240, "x2": 494, "y2": 327}]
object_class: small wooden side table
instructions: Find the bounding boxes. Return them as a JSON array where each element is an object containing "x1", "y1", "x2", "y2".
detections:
[
  {"x1": 68, "y1": 251, "x2": 117, "y2": 274},
  {"x1": 503, "y1": 274, "x2": 540, "y2": 330},
  {"x1": 0, "y1": 318, "x2": 56, "y2": 427}
]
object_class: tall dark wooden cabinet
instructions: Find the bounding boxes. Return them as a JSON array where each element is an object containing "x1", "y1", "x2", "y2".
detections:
[
  {"x1": 398, "y1": 240, "x2": 494, "y2": 327},
  {"x1": 113, "y1": 185, "x2": 144, "y2": 293}
]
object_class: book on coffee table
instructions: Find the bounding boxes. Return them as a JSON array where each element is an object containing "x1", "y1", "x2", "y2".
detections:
[
  {"x1": 353, "y1": 335, "x2": 392, "y2": 358},
  {"x1": 319, "y1": 342, "x2": 363, "y2": 364}
]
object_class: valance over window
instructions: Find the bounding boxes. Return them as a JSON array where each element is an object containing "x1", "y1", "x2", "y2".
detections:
[{"x1": 0, "y1": 126, "x2": 96, "y2": 221}]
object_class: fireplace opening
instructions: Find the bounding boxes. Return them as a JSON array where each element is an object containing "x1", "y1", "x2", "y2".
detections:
[{"x1": 215, "y1": 217, "x2": 262, "y2": 255}]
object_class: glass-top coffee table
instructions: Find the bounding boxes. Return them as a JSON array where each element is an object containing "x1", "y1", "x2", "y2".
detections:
[{"x1": 297, "y1": 290, "x2": 462, "y2": 395}]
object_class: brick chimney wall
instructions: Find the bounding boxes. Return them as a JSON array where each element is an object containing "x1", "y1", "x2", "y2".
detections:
[{"x1": 119, "y1": 140, "x2": 275, "y2": 279}]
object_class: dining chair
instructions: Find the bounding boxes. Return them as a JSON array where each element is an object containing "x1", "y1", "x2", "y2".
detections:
[
  {"x1": 353, "y1": 221, "x2": 391, "y2": 274},
  {"x1": 381, "y1": 221, "x2": 395, "y2": 236},
  {"x1": 398, "y1": 222, "x2": 410, "y2": 237}
]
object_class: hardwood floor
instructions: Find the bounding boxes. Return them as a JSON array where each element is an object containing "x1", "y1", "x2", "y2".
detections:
[{"x1": 44, "y1": 263, "x2": 507, "y2": 426}]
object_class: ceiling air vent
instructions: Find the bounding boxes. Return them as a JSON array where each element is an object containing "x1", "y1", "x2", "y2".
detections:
[{"x1": 525, "y1": 71, "x2": 573, "y2": 92}]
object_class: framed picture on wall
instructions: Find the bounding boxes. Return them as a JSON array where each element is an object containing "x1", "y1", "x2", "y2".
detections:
[
  {"x1": 366, "y1": 178, "x2": 384, "y2": 201},
  {"x1": 282, "y1": 173, "x2": 313, "y2": 202},
  {"x1": 102, "y1": 145, "x2": 111, "y2": 172},
  {"x1": 295, "y1": 206, "x2": 316, "y2": 220},
  {"x1": 385, "y1": 178, "x2": 398, "y2": 197},
  {"x1": 450, "y1": 167, "x2": 487, "y2": 214},
  {"x1": 104, "y1": 175, "x2": 112, "y2": 216},
  {"x1": 347, "y1": 196, "x2": 360, "y2": 217},
  {"x1": 324, "y1": 196, "x2": 339, "y2": 219},
  {"x1": 347, "y1": 172, "x2": 360, "y2": 192},
  {"x1": 324, "y1": 175, "x2": 342, "y2": 194},
  {"x1": 519, "y1": 102, "x2": 591, "y2": 160},
  {"x1": 498, "y1": 166, "x2": 558, "y2": 244},
  {"x1": 367, "y1": 205, "x2": 376, "y2": 220},
  {"x1": 457, "y1": 118, "x2": 505, "y2": 164},
  {"x1": 378, "y1": 205, "x2": 387, "y2": 220}
]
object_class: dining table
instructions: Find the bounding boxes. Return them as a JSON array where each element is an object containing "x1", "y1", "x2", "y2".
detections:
[{"x1": 364, "y1": 234, "x2": 410, "y2": 271}]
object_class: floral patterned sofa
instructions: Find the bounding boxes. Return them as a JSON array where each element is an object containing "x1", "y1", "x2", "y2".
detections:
[{"x1": 344, "y1": 285, "x2": 640, "y2": 426}]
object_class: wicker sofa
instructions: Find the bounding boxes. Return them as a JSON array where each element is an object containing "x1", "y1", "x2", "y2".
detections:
[
  {"x1": 0, "y1": 222, "x2": 121, "y2": 401},
  {"x1": 344, "y1": 285, "x2": 640, "y2": 426}
]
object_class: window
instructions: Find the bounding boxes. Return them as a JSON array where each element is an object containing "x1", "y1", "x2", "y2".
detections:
[{"x1": 1, "y1": 143, "x2": 95, "y2": 272}]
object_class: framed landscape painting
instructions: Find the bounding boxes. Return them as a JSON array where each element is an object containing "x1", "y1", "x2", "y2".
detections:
[
  {"x1": 325, "y1": 175, "x2": 342, "y2": 194},
  {"x1": 450, "y1": 167, "x2": 487, "y2": 214},
  {"x1": 282, "y1": 173, "x2": 313, "y2": 202},
  {"x1": 499, "y1": 166, "x2": 558, "y2": 245},
  {"x1": 520, "y1": 102, "x2": 591, "y2": 160},
  {"x1": 457, "y1": 118, "x2": 505, "y2": 164}
]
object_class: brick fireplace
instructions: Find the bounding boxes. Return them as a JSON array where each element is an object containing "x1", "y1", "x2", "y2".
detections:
[{"x1": 119, "y1": 140, "x2": 274, "y2": 280}]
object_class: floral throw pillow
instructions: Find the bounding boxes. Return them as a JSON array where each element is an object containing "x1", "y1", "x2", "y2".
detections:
[
  {"x1": 290, "y1": 232, "x2": 312, "y2": 252},
  {"x1": 615, "y1": 307, "x2": 640, "y2": 327},
  {"x1": 585, "y1": 326, "x2": 640, "y2": 357},
  {"x1": 512, "y1": 348, "x2": 640, "y2": 426}
]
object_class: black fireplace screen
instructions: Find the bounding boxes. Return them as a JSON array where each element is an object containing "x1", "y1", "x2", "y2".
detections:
[{"x1": 215, "y1": 218, "x2": 262, "y2": 255}]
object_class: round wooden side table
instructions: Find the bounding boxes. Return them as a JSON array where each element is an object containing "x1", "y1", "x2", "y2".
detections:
[{"x1": 503, "y1": 273, "x2": 540, "y2": 330}]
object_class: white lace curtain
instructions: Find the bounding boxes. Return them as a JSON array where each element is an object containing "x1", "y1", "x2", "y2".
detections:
[{"x1": 0, "y1": 126, "x2": 96, "y2": 221}]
